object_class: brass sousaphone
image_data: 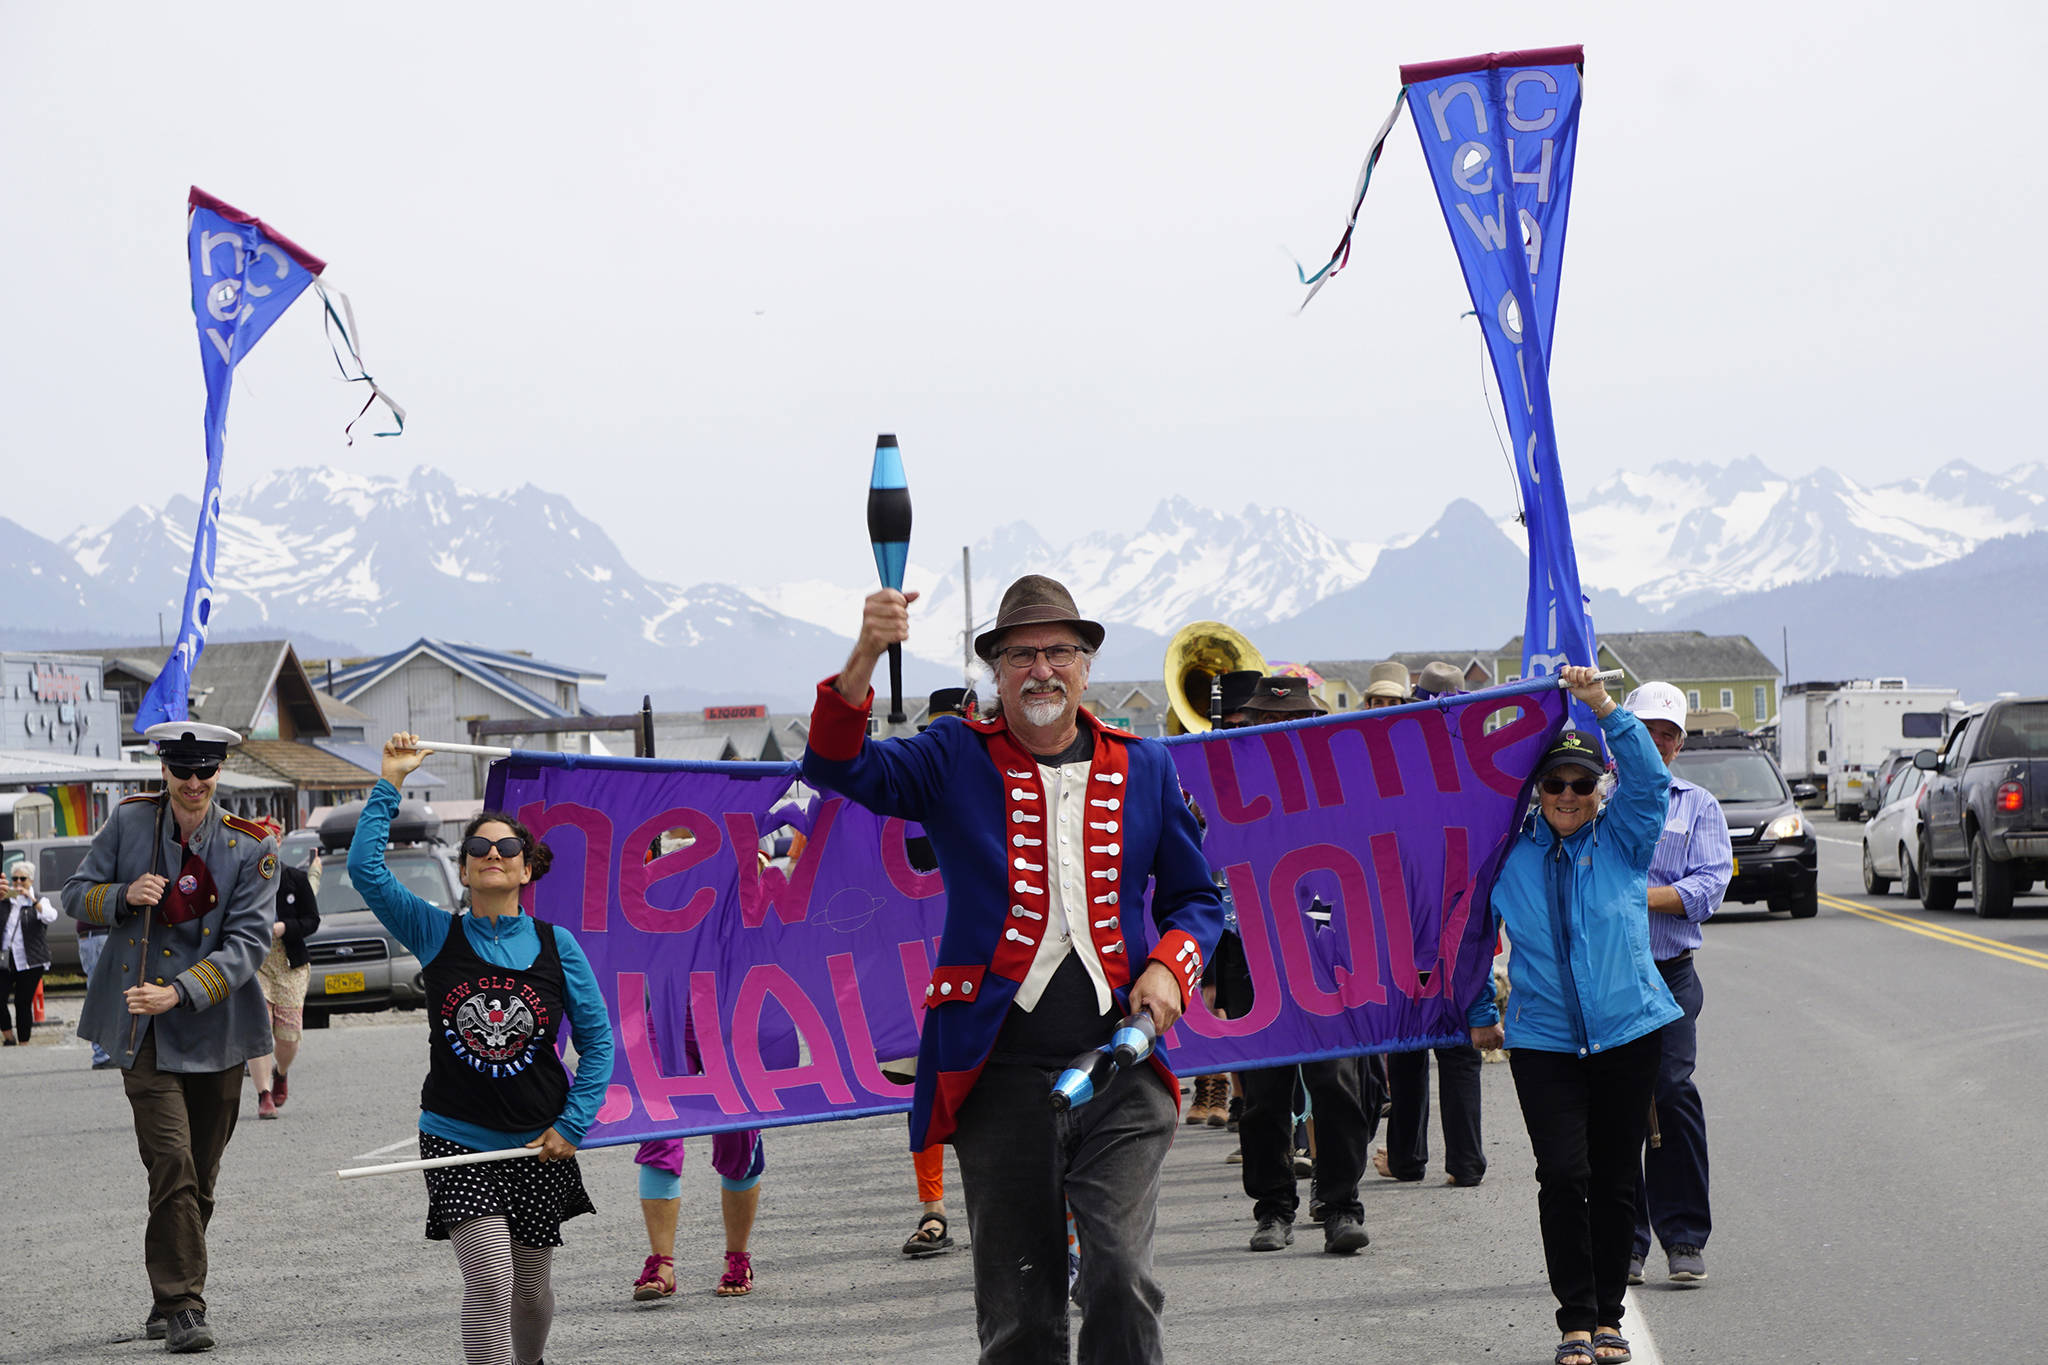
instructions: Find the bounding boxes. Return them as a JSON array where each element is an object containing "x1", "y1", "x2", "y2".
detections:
[{"x1": 1162, "y1": 621, "x2": 1267, "y2": 735}]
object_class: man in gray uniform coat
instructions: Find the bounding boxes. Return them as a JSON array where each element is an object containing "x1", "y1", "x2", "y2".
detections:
[{"x1": 65, "y1": 721, "x2": 276, "y2": 1355}]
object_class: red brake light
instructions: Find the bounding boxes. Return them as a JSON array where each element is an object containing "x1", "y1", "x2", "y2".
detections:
[{"x1": 1996, "y1": 781, "x2": 2024, "y2": 813}]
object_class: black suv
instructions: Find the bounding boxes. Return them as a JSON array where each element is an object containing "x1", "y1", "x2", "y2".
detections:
[
  {"x1": 301, "y1": 800, "x2": 455, "y2": 1022},
  {"x1": 1671, "y1": 733, "x2": 1820, "y2": 918}
]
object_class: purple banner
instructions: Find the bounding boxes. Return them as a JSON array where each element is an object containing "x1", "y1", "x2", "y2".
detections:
[{"x1": 488, "y1": 681, "x2": 1566, "y2": 1148}]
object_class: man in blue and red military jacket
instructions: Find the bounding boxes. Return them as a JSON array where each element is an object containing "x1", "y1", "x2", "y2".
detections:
[{"x1": 803, "y1": 573, "x2": 1223, "y2": 1365}]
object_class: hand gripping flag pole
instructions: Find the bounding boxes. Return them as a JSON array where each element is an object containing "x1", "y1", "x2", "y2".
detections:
[{"x1": 867, "y1": 434, "x2": 912, "y2": 725}]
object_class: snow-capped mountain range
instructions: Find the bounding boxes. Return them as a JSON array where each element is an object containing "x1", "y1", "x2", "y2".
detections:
[{"x1": 5, "y1": 457, "x2": 2044, "y2": 705}]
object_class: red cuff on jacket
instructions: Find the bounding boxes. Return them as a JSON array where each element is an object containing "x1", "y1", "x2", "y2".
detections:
[
  {"x1": 808, "y1": 676, "x2": 874, "y2": 761},
  {"x1": 1147, "y1": 929, "x2": 1205, "y2": 1006}
]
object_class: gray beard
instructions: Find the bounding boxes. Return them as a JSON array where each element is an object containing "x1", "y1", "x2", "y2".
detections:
[{"x1": 1019, "y1": 688, "x2": 1067, "y2": 728}]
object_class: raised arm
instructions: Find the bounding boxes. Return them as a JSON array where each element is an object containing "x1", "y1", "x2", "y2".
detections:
[{"x1": 345, "y1": 735, "x2": 452, "y2": 962}]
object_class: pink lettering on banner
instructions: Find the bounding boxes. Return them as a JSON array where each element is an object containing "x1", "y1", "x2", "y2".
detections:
[
  {"x1": 1367, "y1": 832, "x2": 1425, "y2": 1001},
  {"x1": 826, "y1": 952, "x2": 917, "y2": 1101},
  {"x1": 1204, "y1": 740, "x2": 1273, "y2": 825},
  {"x1": 1177, "y1": 862, "x2": 1284, "y2": 1039},
  {"x1": 1300, "y1": 709, "x2": 1462, "y2": 806},
  {"x1": 880, "y1": 819, "x2": 945, "y2": 899},
  {"x1": 1262, "y1": 731, "x2": 1311, "y2": 815},
  {"x1": 731, "y1": 964, "x2": 856, "y2": 1112},
  {"x1": 898, "y1": 937, "x2": 939, "y2": 1032},
  {"x1": 518, "y1": 801, "x2": 614, "y2": 933},
  {"x1": 1433, "y1": 826, "x2": 1477, "y2": 1000},
  {"x1": 1463, "y1": 695, "x2": 1552, "y2": 795},
  {"x1": 614, "y1": 970, "x2": 746, "y2": 1120},
  {"x1": 1268, "y1": 844, "x2": 1386, "y2": 1011},
  {"x1": 618, "y1": 807, "x2": 723, "y2": 934},
  {"x1": 727, "y1": 799, "x2": 843, "y2": 928}
]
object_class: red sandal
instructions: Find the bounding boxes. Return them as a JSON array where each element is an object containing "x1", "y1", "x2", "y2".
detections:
[
  {"x1": 715, "y1": 1250, "x2": 753, "y2": 1296},
  {"x1": 632, "y1": 1254, "x2": 675, "y2": 1301}
]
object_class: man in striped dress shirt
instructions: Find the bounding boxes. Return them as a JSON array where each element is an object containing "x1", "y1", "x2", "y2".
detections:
[{"x1": 1624, "y1": 682, "x2": 1733, "y2": 1288}]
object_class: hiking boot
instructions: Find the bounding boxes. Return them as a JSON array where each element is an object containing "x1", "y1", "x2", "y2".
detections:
[
  {"x1": 1203, "y1": 1076, "x2": 1230, "y2": 1128},
  {"x1": 1248, "y1": 1218, "x2": 1293, "y2": 1252},
  {"x1": 1626, "y1": 1251, "x2": 1645, "y2": 1285},
  {"x1": 1225, "y1": 1095, "x2": 1243, "y2": 1132},
  {"x1": 256, "y1": 1090, "x2": 277, "y2": 1120},
  {"x1": 1667, "y1": 1245, "x2": 1707, "y2": 1283},
  {"x1": 144, "y1": 1308, "x2": 167, "y2": 1340},
  {"x1": 163, "y1": 1308, "x2": 214, "y2": 1353},
  {"x1": 1322, "y1": 1215, "x2": 1370, "y2": 1254},
  {"x1": 270, "y1": 1071, "x2": 289, "y2": 1107}
]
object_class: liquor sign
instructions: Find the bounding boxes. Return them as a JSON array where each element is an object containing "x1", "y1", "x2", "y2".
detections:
[{"x1": 704, "y1": 705, "x2": 769, "y2": 722}]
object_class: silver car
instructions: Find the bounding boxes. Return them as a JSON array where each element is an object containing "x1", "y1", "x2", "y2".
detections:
[{"x1": 1862, "y1": 764, "x2": 1929, "y2": 897}]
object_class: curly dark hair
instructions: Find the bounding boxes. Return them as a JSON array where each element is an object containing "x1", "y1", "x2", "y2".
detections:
[{"x1": 461, "y1": 810, "x2": 554, "y2": 882}]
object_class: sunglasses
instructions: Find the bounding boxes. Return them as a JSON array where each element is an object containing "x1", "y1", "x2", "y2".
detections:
[
  {"x1": 1540, "y1": 776, "x2": 1600, "y2": 796},
  {"x1": 166, "y1": 763, "x2": 220, "y2": 781},
  {"x1": 463, "y1": 835, "x2": 527, "y2": 860}
]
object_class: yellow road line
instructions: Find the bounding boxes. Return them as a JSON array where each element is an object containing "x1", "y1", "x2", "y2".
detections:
[
  {"x1": 1830, "y1": 896, "x2": 2048, "y2": 962},
  {"x1": 1819, "y1": 893, "x2": 2048, "y2": 972}
]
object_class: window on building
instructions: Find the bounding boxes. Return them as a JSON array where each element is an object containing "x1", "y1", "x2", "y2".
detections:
[
  {"x1": 1336, "y1": 692, "x2": 1348, "y2": 708},
  {"x1": 1719, "y1": 688, "x2": 1734, "y2": 710},
  {"x1": 1687, "y1": 689, "x2": 1702, "y2": 710},
  {"x1": 1754, "y1": 684, "x2": 1768, "y2": 719}
]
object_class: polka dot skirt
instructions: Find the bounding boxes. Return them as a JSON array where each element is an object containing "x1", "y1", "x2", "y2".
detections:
[{"x1": 419, "y1": 1132, "x2": 596, "y2": 1247}]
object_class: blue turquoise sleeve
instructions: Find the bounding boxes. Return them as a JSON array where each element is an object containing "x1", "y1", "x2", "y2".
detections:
[
  {"x1": 1600, "y1": 708, "x2": 1670, "y2": 865},
  {"x1": 550, "y1": 927, "x2": 615, "y2": 1145},
  {"x1": 1462, "y1": 896, "x2": 1501, "y2": 1028},
  {"x1": 347, "y1": 780, "x2": 450, "y2": 962}
]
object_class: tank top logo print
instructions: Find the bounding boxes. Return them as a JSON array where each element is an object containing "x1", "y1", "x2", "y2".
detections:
[{"x1": 441, "y1": 975, "x2": 550, "y2": 1077}]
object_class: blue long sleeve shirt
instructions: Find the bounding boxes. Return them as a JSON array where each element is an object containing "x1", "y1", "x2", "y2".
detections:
[
  {"x1": 1645, "y1": 777, "x2": 1732, "y2": 959},
  {"x1": 348, "y1": 781, "x2": 614, "y2": 1149}
]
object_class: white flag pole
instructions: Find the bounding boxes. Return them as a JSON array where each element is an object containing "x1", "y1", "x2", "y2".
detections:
[
  {"x1": 337, "y1": 1147, "x2": 536, "y2": 1181},
  {"x1": 405, "y1": 740, "x2": 514, "y2": 758}
]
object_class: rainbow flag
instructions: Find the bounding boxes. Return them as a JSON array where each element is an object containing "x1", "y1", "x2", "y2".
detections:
[{"x1": 35, "y1": 784, "x2": 92, "y2": 836}]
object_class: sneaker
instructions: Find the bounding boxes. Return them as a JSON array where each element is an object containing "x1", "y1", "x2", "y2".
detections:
[
  {"x1": 271, "y1": 1071, "x2": 289, "y2": 1107},
  {"x1": 1322, "y1": 1215, "x2": 1370, "y2": 1255},
  {"x1": 256, "y1": 1090, "x2": 277, "y2": 1120},
  {"x1": 144, "y1": 1308, "x2": 167, "y2": 1340},
  {"x1": 164, "y1": 1308, "x2": 214, "y2": 1353},
  {"x1": 1626, "y1": 1252, "x2": 1645, "y2": 1285},
  {"x1": 1248, "y1": 1218, "x2": 1293, "y2": 1252},
  {"x1": 1224, "y1": 1144, "x2": 1242, "y2": 1165},
  {"x1": 1290, "y1": 1149, "x2": 1314, "y2": 1179},
  {"x1": 1667, "y1": 1244, "x2": 1707, "y2": 1283}
]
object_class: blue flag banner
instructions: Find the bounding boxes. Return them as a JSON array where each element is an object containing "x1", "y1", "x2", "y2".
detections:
[
  {"x1": 137, "y1": 189, "x2": 325, "y2": 732},
  {"x1": 1400, "y1": 47, "x2": 1595, "y2": 694}
]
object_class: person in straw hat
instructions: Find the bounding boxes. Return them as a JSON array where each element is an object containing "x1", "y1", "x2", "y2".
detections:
[{"x1": 803, "y1": 574, "x2": 1224, "y2": 1365}]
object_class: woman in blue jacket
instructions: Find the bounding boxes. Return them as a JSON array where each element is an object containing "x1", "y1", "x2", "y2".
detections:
[
  {"x1": 1467, "y1": 667, "x2": 1681, "y2": 1365},
  {"x1": 355, "y1": 734, "x2": 614, "y2": 1365}
]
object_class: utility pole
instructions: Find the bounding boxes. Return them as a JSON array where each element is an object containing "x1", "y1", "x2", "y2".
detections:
[{"x1": 961, "y1": 545, "x2": 974, "y2": 686}]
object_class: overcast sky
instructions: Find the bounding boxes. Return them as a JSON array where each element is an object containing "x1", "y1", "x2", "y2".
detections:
[{"x1": 4, "y1": 1, "x2": 2037, "y2": 594}]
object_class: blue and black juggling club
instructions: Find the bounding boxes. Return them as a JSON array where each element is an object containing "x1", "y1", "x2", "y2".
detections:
[
  {"x1": 867, "y1": 432, "x2": 912, "y2": 724},
  {"x1": 1049, "y1": 1011, "x2": 1159, "y2": 1112}
]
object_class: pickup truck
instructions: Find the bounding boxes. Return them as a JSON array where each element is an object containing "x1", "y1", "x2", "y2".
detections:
[{"x1": 1914, "y1": 697, "x2": 2048, "y2": 917}]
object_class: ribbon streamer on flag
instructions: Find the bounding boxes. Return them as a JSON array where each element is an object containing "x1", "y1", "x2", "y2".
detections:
[{"x1": 483, "y1": 678, "x2": 1567, "y2": 1148}]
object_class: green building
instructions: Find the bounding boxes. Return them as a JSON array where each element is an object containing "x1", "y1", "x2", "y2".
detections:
[{"x1": 1492, "y1": 630, "x2": 1780, "y2": 731}]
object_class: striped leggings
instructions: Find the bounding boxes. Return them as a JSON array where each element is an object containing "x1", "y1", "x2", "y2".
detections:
[{"x1": 448, "y1": 1216, "x2": 554, "y2": 1365}]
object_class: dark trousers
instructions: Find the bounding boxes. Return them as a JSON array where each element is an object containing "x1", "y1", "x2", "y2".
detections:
[
  {"x1": 1240, "y1": 1056, "x2": 1375, "y2": 1225},
  {"x1": 0, "y1": 963, "x2": 46, "y2": 1041},
  {"x1": 951, "y1": 1060, "x2": 1176, "y2": 1365},
  {"x1": 121, "y1": 1031, "x2": 244, "y2": 1314},
  {"x1": 1509, "y1": 1030, "x2": 1664, "y2": 1336},
  {"x1": 1636, "y1": 954, "x2": 1710, "y2": 1256},
  {"x1": 1383, "y1": 1043, "x2": 1486, "y2": 1184}
]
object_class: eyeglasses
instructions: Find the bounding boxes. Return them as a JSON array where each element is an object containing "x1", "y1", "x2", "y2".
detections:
[
  {"x1": 463, "y1": 835, "x2": 527, "y2": 860},
  {"x1": 1540, "y1": 776, "x2": 1600, "y2": 796},
  {"x1": 997, "y1": 644, "x2": 1090, "y2": 669},
  {"x1": 166, "y1": 763, "x2": 220, "y2": 781}
]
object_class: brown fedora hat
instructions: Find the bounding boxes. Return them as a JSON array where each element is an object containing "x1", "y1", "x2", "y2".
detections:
[
  {"x1": 1241, "y1": 674, "x2": 1327, "y2": 717},
  {"x1": 973, "y1": 574, "x2": 1107, "y2": 661}
]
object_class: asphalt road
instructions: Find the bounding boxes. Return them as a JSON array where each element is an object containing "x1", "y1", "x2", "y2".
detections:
[{"x1": 4, "y1": 815, "x2": 2043, "y2": 1364}]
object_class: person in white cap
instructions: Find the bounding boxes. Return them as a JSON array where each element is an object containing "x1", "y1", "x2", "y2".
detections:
[
  {"x1": 63, "y1": 720, "x2": 277, "y2": 1354},
  {"x1": 1621, "y1": 681, "x2": 1731, "y2": 1288}
]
